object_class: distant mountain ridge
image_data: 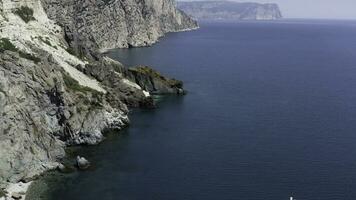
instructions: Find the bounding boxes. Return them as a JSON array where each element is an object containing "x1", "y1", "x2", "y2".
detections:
[{"x1": 177, "y1": 1, "x2": 282, "y2": 20}]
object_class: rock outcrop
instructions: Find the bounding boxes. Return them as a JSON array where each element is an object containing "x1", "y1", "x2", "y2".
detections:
[
  {"x1": 0, "y1": 0, "x2": 196, "y2": 191},
  {"x1": 178, "y1": 1, "x2": 282, "y2": 21},
  {"x1": 125, "y1": 66, "x2": 185, "y2": 95},
  {"x1": 76, "y1": 156, "x2": 90, "y2": 170}
]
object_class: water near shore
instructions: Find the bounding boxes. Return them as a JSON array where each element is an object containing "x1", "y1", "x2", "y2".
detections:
[{"x1": 30, "y1": 20, "x2": 356, "y2": 200}]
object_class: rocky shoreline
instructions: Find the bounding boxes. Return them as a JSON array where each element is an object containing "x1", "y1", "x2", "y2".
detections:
[{"x1": 0, "y1": 0, "x2": 198, "y2": 197}]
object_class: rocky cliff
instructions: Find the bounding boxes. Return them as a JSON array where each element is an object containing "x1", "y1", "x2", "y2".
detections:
[
  {"x1": 41, "y1": 0, "x2": 198, "y2": 54},
  {"x1": 178, "y1": 1, "x2": 282, "y2": 21},
  {"x1": 0, "y1": 0, "x2": 196, "y2": 196}
]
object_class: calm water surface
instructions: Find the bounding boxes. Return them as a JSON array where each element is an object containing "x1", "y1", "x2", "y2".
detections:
[{"x1": 43, "y1": 20, "x2": 356, "y2": 200}]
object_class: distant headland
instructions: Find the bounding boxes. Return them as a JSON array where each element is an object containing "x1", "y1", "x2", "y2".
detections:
[{"x1": 177, "y1": 1, "x2": 282, "y2": 21}]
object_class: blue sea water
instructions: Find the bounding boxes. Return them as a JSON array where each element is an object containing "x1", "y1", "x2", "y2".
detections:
[{"x1": 46, "y1": 20, "x2": 356, "y2": 200}]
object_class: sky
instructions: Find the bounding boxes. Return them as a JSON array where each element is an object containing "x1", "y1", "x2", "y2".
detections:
[{"x1": 177, "y1": 0, "x2": 356, "y2": 19}]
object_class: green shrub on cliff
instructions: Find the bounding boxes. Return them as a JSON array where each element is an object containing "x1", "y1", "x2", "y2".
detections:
[
  {"x1": 18, "y1": 51, "x2": 41, "y2": 64},
  {"x1": 66, "y1": 47, "x2": 76, "y2": 56},
  {"x1": 38, "y1": 36, "x2": 57, "y2": 49},
  {"x1": 0, "y1": 189, "x2": 6, "y2": 198},
  {"x1": 0, "y1": 38, "x2": 18, "y2": 52},
  {"x1": 129, "y1": 66, "x2": 183, "y2": 87},
  {"x1": 63, "y1": 73, "x2": 86, "y2": 92},
  {"x1": 14, "y1": 6, "x2": 35, "y2": 23},
  {"x1": 0, "y1": 38, "x2": 41, "y2": 63},
  {"x1": 62, "y1": 73, "x2": 102, "y2": 96},
  {"x1": 62, "y1": 73, "x2": 104, "y2": 111},
  {"x1": 65, "y1": 47, "x2": 87, "y2": 60}
]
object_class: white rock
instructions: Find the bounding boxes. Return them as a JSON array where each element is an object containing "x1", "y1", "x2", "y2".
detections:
[
  {"x1": 4, "y1": 182, "x2": 32, "y2": 200},
  {"x1": 76, "y1": 156, "x2": 90, "y2": 170},
  {"x1": 0, "y1": 0, "x2": 106, "y2": 93}
]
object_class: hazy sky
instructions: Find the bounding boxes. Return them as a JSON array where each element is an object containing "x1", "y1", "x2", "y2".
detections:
[{"x1": 177, "y1": 0, "x2": 356, "y2": 19}]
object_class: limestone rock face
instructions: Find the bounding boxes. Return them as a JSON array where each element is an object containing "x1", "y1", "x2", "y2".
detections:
[
  {"x1": 0, "y1": 51, "x2": 65, "y2": 185},
  {"x1": 178, "y1": 1, "x2": 282, "y2": 21},
  {"x1": 41, "y1": 0, "x2": 198, "y2": 52},
  {"x1": 0, "y1": 50, "x2": 129, "y2": 186},
  {"x1": 0, "y1": 0, "x2": 130, "y2": 186}
]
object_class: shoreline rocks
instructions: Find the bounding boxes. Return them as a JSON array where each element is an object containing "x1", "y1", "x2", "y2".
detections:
[
  {"x1": 76, "y1": 156, "x2": 90, "y2": 170},
  {"x1": 57, "y1": 164, "x2": 66, "y2": 173},
  {"x1": 126, "y1": 66, "x2": 186, "y2": 95}
]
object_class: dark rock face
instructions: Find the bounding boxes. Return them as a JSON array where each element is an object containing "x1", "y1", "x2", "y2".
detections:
[
  {"x1": 178, "y1": 1, "x2": 282, "y2": 20},
  {"x1": 125, "y1": 66, "x2": 185, "y2": 95},
  {"x1": 78, "y1": 58, "x2": 154, "y2": 108}
]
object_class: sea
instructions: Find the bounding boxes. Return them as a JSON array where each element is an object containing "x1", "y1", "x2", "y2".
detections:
[{"x1": 28, "y1": 19, "x2": 356, "y2": 200}]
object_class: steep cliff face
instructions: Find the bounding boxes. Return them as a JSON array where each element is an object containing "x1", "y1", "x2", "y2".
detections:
[
  {"x1": 41, "y1": 0, "x2": 198, "y2": 53},
  {"x1": 178, "y1": 1, "x2": 282, "y2": 21},
  {"x1": 0, "y1": 0, "x2": 131, "y2": 187},
  {"x1": 0, "y1": 0, "x2": 193, "y2": 193}
]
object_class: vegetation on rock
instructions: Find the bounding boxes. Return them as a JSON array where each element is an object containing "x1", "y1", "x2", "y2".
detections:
[
  {"x1": 0, "y1": 38, "x2": 41, "y2": 63},
  {"x1": 65, "y1": 47, "x2": 76, "y2": 56},
  {"x1": 129, "y1": 66, "x2": 183, "y2": 87},
  {"x1": 62, "y1": 73, "x2": 102, "y2": 95},
  {"x1": 14, "y1": 6, "x2": 35, "y2": 23},
  {"x1": 0, "y1": 38, "x2": 18, "y2": 52},
  {"x1": 18, "y1": 51, "x2": 41, "y2": 64},
  {"x1": 38, "y1": 36, "x2": 57, "y2": 49},
  {"x1": 0, "y1": 188, "x2": 6, "y2": 197}
]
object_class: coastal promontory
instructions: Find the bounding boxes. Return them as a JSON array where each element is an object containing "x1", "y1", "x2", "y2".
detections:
[{"x1": 178, "y1": 1, "x2": 282, "y2": 20}]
